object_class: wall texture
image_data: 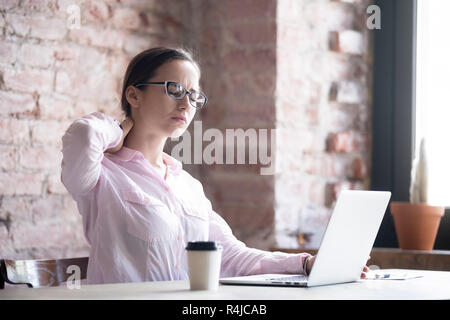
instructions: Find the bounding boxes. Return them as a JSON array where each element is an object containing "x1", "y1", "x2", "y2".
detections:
[
  {"x1": 189, "y1": 0, "x2": 278, "y2": 249},
  {"x1": 0, "y1": 0, "x2": 373, "y2": 260},
  {"x1": 274, "y1": 0, "x2": 373, "y2": 248},
  {"x1": 0, "y1": 0, "x2": 191, "y2": 259},
  {"x1": 191, "y1": 0, "x2": 373, "y2": 249}
]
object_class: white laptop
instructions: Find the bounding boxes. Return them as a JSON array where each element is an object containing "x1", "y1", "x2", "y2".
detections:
[{"x1": 220, "y1": 190, "x2": 392, "y2": 287}]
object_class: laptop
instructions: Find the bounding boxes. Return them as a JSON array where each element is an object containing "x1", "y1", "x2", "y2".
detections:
[{"x1": 219, "y1": 190, "x2": 391, "y2": 287}]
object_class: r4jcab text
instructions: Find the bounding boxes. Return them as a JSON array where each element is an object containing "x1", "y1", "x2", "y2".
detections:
[{"x1": 227, "y1": 304, "x2": 267, "y2": 317}]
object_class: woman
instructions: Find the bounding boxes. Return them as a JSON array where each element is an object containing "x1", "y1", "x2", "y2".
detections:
[{"x1": 61, "y1": 47, "x2": 369, "y2": 285}]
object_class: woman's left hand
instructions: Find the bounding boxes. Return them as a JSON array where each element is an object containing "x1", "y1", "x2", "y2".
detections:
[
  {"x1": 105, "y1": 116, "x2": 134, "y2": 154},
  {"x1": 306, "y1": 255, "x2": 371, "y2": 279}
]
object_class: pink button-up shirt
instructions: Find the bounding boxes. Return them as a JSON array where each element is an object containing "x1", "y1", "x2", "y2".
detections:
[{"x1": 61, "y1": 112, "x2": 310, "y2": 285}]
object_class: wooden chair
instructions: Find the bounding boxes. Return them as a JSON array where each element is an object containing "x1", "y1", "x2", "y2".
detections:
[{"x1": 0, "y1": 257, "x2": 88, "y2": 289}]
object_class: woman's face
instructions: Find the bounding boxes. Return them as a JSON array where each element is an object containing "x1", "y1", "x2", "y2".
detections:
[{"x1": 129, "y1": 59, "x2": 201, "y2": 138}]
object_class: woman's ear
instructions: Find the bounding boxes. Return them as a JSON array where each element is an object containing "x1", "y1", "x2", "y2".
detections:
[{"x1": 125, "y1": 86, "x2": 140, "y2": 110}]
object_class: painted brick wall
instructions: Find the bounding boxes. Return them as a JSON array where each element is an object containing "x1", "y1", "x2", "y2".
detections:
[
  {"x1": 275, "y1": 0, "x2": 373, "y2": 248},
  {"x1": 0, "y1": 0, "x2": 190, "y2": 259}
]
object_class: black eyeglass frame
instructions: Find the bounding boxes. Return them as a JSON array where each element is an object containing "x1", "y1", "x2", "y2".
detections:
[{"x1": 134, "y1": 81, "x2": 208, "y2": 109}]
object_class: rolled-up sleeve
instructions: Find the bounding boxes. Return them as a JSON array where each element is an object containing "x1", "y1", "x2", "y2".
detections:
[
  {"x1": 61, "y1": 112, "x2": 123, "y2": 197},
  {"x1": 208, "y1": 209, "x2": 311, "y2": 277}
]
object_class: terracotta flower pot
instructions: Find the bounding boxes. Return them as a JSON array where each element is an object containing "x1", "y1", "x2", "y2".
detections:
[{"x1": 390, "y1": 202, "x2": 445, "y2": 250}]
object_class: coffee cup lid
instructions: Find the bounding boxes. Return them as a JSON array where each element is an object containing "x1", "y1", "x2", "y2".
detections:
[{"x1": 186, "y1": 241, "x2": 222, "y2": 251}]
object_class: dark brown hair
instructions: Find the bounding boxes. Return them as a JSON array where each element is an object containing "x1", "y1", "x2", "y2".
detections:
[{"x1": 120, "y1": 46, "x2": 201, "y2": 117}]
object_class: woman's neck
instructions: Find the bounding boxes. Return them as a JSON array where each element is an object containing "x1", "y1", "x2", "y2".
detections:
[{"x1": 123, "y1": 125, "x2": 167, "y2": 169}]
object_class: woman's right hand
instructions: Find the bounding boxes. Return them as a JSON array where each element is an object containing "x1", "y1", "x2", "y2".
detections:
[
  {"x1": 306, "y1": 255, "x2": 371, "y2": 278},
  {"x1": 105, "y1": 116, "x2": 134, "y2": 154}
]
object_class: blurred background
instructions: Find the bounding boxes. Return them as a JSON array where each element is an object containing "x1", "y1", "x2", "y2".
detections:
[{"x1": 0, "y1": 0, "x2": 448, "y2": 260}]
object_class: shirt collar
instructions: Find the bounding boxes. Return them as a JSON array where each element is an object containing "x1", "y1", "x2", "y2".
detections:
[
  {"x1": 162, "y1": 151, "x2": 183, "y2": 175},
  {"x1": 110, "y1": 147, "x2": 183, "y2": 175}
]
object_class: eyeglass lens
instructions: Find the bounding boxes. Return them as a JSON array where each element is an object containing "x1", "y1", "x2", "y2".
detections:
[{"x1": 167, "y1": 82, "x2": 206, "y2": 108}]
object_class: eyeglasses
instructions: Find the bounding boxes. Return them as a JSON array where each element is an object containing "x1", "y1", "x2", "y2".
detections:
[{"x1": 134, "y1": 81, "x2": 208, "y2": 109}]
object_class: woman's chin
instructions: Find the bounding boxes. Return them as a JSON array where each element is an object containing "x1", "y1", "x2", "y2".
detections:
[{"x1": 169, "y1": 129, "x2": 186, "y2": 139}]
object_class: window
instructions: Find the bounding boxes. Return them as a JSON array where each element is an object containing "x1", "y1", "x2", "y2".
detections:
[{"x1": 415, "y1": 0, "x2": 450, "y2": 207}]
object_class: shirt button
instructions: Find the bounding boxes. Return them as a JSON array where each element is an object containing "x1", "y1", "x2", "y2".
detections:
[
  {"x1": 175, "y1": 264, "x2": 179, "y2": 269},
  {"x1": 177, "y1": 234, "x2": 182, "y2": 241}
]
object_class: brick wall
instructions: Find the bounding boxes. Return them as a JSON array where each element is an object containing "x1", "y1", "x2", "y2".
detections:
[
  {"x1": 0, "y1": 0, "x2": 190, "y2": 259},
  {"x1": 192, "y1": 0, "x2": 373, "y2": 249},
  {"x1": 275, "y1": 0, "x2": 373, "y2": 248},
  {"x1": 0, "y1": 0, "x2": 373, "y2": 260},
  {"x1": 188, "y1": 0, "x2": 278, "y2": 249}
]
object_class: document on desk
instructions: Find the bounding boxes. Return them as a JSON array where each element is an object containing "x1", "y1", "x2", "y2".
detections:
[{"x1": 367, "y1": 271, "x2": 424, "y2": 280}]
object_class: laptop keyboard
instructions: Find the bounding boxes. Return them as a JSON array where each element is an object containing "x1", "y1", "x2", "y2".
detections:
[{"x1": 266, "y1": 275, "x2": 308, "y2": 283}]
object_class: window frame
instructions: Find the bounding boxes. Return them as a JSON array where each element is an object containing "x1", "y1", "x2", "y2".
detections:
[{"x1": 371, "y1": 0, "x2": 450, "y2": 249}]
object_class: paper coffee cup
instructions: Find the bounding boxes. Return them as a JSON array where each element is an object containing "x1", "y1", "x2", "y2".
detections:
[{"x1": 186, "y1": 241, "x2": 223, "y2": 291}]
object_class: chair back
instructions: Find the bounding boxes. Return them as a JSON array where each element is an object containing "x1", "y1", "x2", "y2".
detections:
[{"x1": 0, "y1": 257, "x2": 88, "y2": 289}]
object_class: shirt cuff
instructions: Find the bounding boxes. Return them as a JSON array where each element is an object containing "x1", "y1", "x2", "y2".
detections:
[{"x1": 302, "y1": 254, "x2": 313, "y2": 275}]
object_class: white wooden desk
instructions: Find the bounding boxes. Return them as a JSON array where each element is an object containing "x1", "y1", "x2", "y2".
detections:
[{"x1": 1, "y1": 269, "x2": 449, "y2": 300}]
